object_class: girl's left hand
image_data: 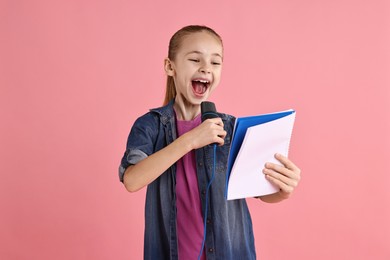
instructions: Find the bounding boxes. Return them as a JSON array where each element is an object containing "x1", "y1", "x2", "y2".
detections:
[{"x1": 263, "y1": 153, "x2": 301, "y2": 199}]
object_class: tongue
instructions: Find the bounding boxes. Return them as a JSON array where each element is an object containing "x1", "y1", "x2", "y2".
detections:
[{"x1": 192, "y1": 82, "x2": 206, "y2": 94}]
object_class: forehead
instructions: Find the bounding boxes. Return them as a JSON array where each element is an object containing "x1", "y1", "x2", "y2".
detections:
[{"x1": 178, "y1": 31, "x2": 223, "y2": 57}]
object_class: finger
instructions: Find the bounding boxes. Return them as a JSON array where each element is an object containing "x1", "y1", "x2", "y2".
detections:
[
  {"x1": 216, "y1": 136, "x2": 225, "y2": 146},
  {"x1": 267, "y1": 156, "x2": 301, "y2": 180},
  {"x1": 204, "y1": 119, "x2": 224, "y2": 132},
  {"x1": 275, "y1": 153, "x2": 300, "y2": 172},
  {"x1": 218, "y1": 129, "x2": 227, "y2": 138},
  {"x1": 265, "y1": 162, "x2": 294, "y2": 178},
  {"x1": 216, "y1": 130, "x2": 227, "y2": 146},
  {"x1": 208, "y1": 117, "x2": 224, "y2": 127},
  {"x1": 263, "y1": 168, "x2": 299, "y2": 188},
  {"x1": 265, "y1": 174, "x2": 295, "y2": 194}
]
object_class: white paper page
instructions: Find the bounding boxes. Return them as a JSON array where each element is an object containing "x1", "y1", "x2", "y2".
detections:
[{"x1": 227, "y1": 113, "x2": 296, "y2": 200}]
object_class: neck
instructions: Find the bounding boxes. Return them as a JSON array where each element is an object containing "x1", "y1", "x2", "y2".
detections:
[{"x1": 173, "y1": 98, "x2": 200, "y2": 121}]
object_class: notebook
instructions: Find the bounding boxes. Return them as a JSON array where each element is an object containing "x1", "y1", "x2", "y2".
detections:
[{"x1": 225, "y1": 109, "x2": 296, "y2": 200}]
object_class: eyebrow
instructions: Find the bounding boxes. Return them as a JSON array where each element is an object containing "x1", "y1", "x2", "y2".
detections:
[{"x1": 185, "y1": 51, "x2": 223, "y2": 59}]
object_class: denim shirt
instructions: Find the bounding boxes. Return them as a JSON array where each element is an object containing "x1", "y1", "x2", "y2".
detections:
[{"x1": 119, "y1": 101, "x2": 256, "y2": 260}]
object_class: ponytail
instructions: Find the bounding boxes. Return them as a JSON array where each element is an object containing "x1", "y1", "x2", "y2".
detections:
[{"x1": 163, "y1": 76, "x2": 176, "y2": 106}]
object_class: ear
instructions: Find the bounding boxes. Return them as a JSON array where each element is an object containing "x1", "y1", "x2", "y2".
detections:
[{"x1": 164, "y1": 58, "x2": 175, "y2": 76}]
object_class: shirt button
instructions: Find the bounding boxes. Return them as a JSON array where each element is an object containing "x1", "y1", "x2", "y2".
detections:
[
  {"x1": 206, "y1": 218, "x2": 211, "y2": 224},
  {"x1": 202, "y1": 190, "x2": 206, "y2": 195},
  {"x1": 208, "y1": 248, "x2": 214, "y2": 253}
]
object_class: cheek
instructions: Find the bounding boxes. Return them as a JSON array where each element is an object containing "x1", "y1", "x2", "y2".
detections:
[
  {"x1": 215, "y1": 68, "x2": 222, "y2": 80},
  {"x1": 209, "y1": 82, "x2": 219, "y2": 94},
  {"x1": 212, "y1": 73, "x2": 222, "y2": 89}
]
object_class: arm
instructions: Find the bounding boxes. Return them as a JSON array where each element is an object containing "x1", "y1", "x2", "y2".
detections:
[
  {"x1": 123, "y1": 118, "x2": 227, "y2": 192},
  {"x1": 258, "y1": 153, "x2": 301, "y2": 203}
]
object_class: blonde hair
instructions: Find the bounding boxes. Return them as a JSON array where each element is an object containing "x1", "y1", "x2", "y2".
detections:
[{"x1": 163, "y1": 25, "x2": 223, "y2": 105}]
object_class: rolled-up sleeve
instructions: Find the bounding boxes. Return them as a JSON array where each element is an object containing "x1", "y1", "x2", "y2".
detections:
[
  {"x1": 119, "y1": 149, "x2": 148, "y2": 182},
  {"x1": 118, "y1": 113, "x2": 158, "y2": 182}
]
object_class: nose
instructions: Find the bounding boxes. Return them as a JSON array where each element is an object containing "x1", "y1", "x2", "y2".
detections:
[{"x1": 199, "y1": 62, "x2": 211, "y2": 74}]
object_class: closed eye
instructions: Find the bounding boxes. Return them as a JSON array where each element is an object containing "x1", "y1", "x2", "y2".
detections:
[{"x1": 188, "y1": 59, "x2": 200, "y2": 62}]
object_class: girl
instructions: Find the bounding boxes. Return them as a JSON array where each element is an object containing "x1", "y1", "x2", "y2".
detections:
[{"x1": 119, "y1": 25, "x2": 301, "y2": 260}]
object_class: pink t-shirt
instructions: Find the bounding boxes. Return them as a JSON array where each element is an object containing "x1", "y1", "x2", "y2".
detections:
[{"x1": 175, "y1": 114, "x2": 205, "y2": 260}]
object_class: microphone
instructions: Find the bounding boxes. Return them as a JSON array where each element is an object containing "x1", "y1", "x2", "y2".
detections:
[
  {"x1": 198, "y1": 101, "x2": 219, "y2": 260},
  {"x1": 201, "y1": 101, "x2": 220, "y2": 147},
  {"x1": 201, "y1": 101, "x2": 219, "y2": 122}
]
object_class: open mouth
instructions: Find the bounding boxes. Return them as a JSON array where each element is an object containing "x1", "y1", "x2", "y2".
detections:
[{"x1": 192, "y1": 79, "x2": 210, "y2": 95}]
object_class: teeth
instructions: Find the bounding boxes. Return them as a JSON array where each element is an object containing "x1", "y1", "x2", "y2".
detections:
[{"x1": 194, "y1": 79, "x2": 209, "y2": 84}]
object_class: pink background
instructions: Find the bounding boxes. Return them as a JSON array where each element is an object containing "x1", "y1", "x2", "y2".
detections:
[{"x1": 1, "y1": 0, "x2": 389, "y2": 259}]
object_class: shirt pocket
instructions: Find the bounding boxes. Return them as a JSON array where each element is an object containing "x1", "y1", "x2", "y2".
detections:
[{"x1": 216, "y1": 140, "x2": 230, "y2": 173}]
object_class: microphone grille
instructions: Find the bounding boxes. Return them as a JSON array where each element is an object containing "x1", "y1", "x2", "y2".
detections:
[{"x1": 201, "y1": 101, "x2": 219, "y2": 122}]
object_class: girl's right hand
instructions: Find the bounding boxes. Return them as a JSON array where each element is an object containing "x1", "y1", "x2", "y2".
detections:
[{"x1": 184, "y1": 118, "x2": 227, "y2": 149}]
